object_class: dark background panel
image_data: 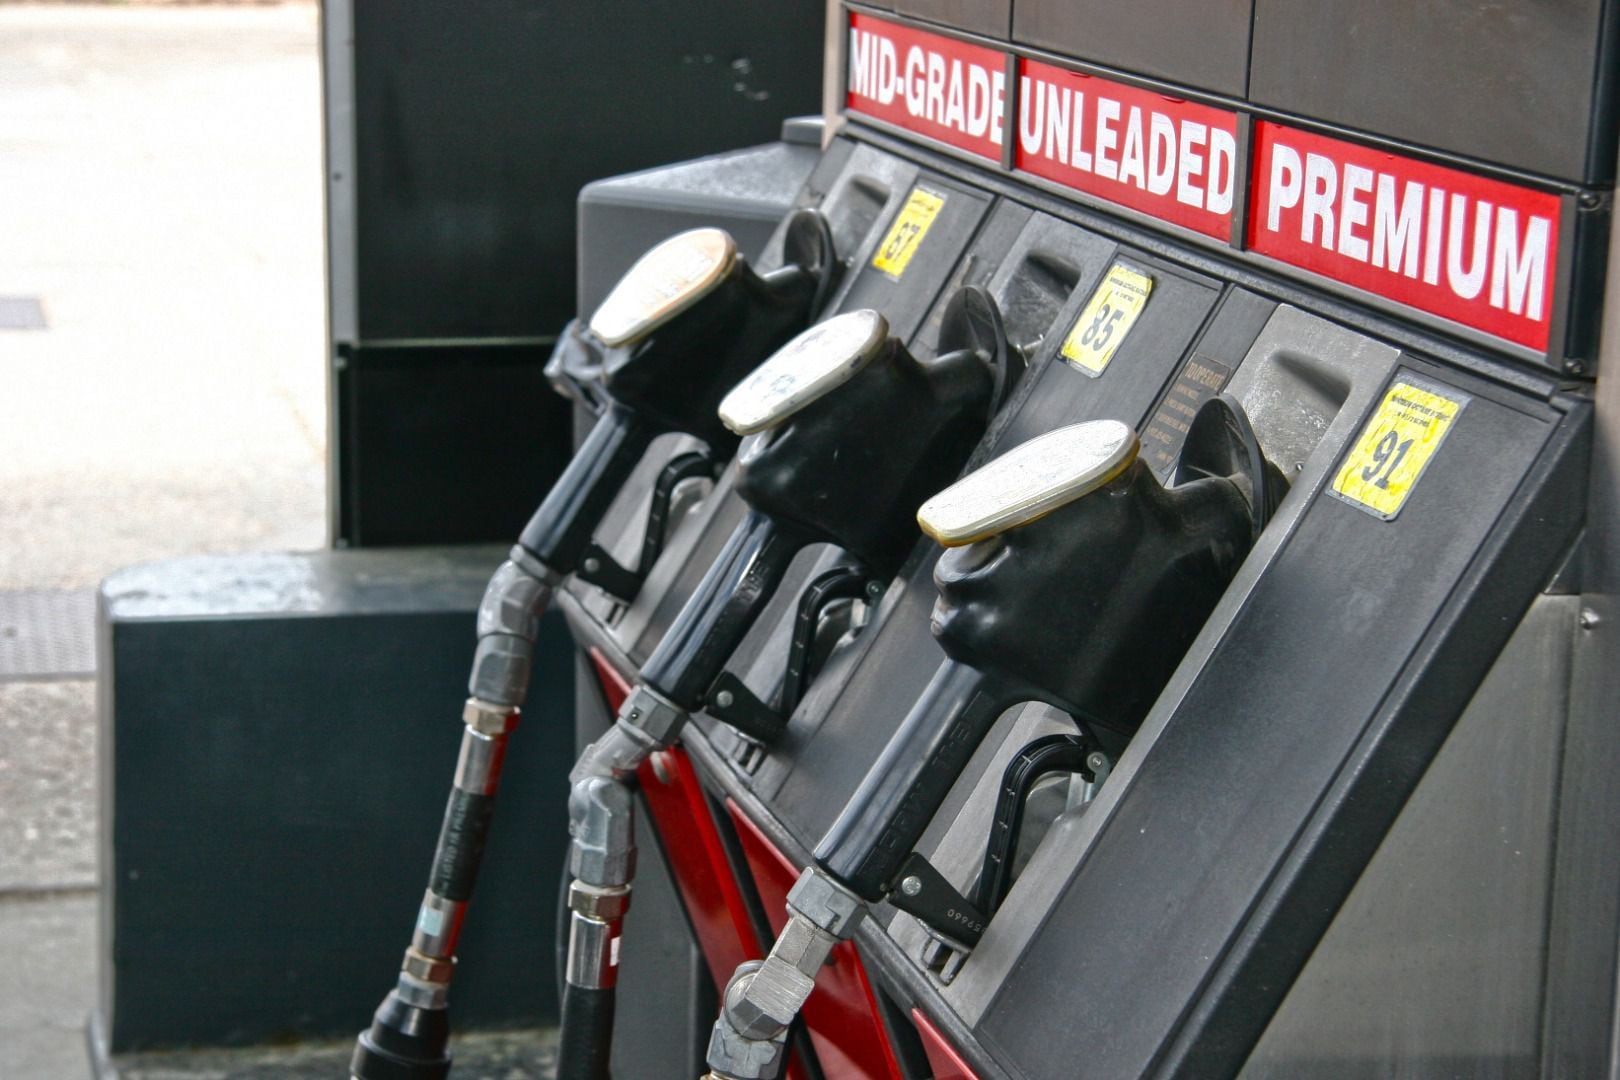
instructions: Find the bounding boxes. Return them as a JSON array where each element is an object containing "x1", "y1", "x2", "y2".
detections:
[
  {"x1": 1012, "y1": 0, "x2": 1254, "y2": 97},
  {"x1": 335, "y1": 342, "x2": 572, "y2": 546},
  {"x1": 351, "y1": 0, "x2": 827, "y2": 340},
  {"x1": 1249, "y1": 0, "x2": 1618, "y2": 183},
  {"x1": 892, "y1": 0, "x2": 1012, "y2": 39},
  {"x1": 1240, "y1": 596, "x2": 1575, "y2": 1079}
]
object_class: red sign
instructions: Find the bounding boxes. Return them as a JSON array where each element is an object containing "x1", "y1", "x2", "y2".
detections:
[
  {"x1": 1014, "y1": 59, "x2": 1239, "y2": 241},
  {"x1": 1248, "y1": 122, "x2": 1561, "y2": 352},
  {"x1": 845, "y1": 12, "x2": 1006, "y2": 163}
]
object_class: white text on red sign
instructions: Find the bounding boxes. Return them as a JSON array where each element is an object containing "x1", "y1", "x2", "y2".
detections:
[
  {"x1": 842, "y1": 11, "x2": 1565, "y2": 354},
  {"x1": 846, "y1": 11, "x2": 1005, "y2": 161},
  {"x1": 1249, "y1": 122, "x2": 1560, "y2": 352},
  {"x1": 1015, "y1": 59, "x2": 1238, "y2": 241}
]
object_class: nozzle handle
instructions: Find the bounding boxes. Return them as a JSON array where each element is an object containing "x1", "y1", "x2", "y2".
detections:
[
  {"x1": 815, "y1": 660, "x2": 1019, "y2": 900},
  {"x1": 637, "y1": 510, "x2": 809, "y2": 711},
  {"x1": 519, "y1": 402, "x2": 659, "y2": 575}
]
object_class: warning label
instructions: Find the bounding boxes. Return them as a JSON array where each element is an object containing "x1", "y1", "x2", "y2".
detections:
[
  {"x1": 1060, "y1": 262, "x2": 1155, "y2": 376},
  {"x1": 872, "y1": 186, "x2": 947, "y2": 279},
  {"x1": 1141, "y1": 354, "x2": 1233, "y2": 479}
]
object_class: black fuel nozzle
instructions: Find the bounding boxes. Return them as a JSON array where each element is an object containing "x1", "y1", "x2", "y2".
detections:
[
  {"x1": 353, "y1": 217, "x2": 839, "y2": 1080},
  {"x1": 519, "y1": 211, "x2": 837, "y2": 577},
  {"x1": 927, "y1": 395, "x2": 1285, "y2": 748},
  {"x1": 558, "y1": 290, "x2": 1001, "y2": 1080},
  {"x1": 817, "y1": 397, "x2": 1286, "y2": 904},
  {"x1": 634, "y1": 288, "x2": 1006, "y2": 725}
]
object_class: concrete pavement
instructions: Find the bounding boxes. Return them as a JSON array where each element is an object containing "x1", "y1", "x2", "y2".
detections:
[
  {"x1": 1, "y1": 5, "x2": 325, "y2": 1076},
  {"x1": 0, "y1": 2, "x2": 327, "y2": 592}
]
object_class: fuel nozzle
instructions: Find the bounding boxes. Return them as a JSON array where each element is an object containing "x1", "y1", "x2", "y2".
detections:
[
  {"x1": 704, "y1": 392, "x2": 1290, "y2": 1080},
  {"x1": 518, "y1": 211, "x2": 837, "y2": 578},
  {"x1": 817, "y1": 396, "x2": 1286, "y2": 911},
  {"x1": 923, "y1": 395, "x2": 1286, "y2": 746},
  {"x1": 727, "y1": 286, "x2": 1006, "y2": 581},
  {"x1": 563, "y1": 291, "x2": 1003, "y2": 1080},
  {"x1": 632, "y1": 288, "x2": 1006, "y2": 720},
  {"x1": 593, "y1": 210, "x2": 837, "y2": 444},
  {"x1": 550, "y1": 208, "x2": 842, "y2": 427}
]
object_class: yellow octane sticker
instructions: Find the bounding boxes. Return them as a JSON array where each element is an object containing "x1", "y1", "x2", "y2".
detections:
[
  {"x1": 872, "y1": 187, "x2": 946, "y2": 279},
  {"x1": 1062, "y1": 263, "x2": 1154, "y2": 376},
  {"x1": 1331, "y1": 378, "x2": 1469, "y2": 521}
]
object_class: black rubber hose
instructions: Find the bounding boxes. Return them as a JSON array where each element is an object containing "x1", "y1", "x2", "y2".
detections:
[
  {"x1": 557, "y1": 983, "x2": 617, "y2": 1080},
  {"x1": 428, "y1": 788, "x2": 496, "y2": 903}
]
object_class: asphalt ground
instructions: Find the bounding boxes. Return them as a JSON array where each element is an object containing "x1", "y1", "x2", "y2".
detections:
[{"x1": 0, "y1": 5, "x2": 326, "y2": 1076}]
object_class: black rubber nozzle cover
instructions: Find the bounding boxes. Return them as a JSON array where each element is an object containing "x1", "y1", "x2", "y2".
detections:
[
  {"x1": 932, "y1": 397, "x2": 1283, "y2": 742},
  {"x1": 637, "y1": 287, "x2": 1003, "y2": 710},
  {"x1": 818, "y1": 398, "x2": 1287, "y2": 896},
  {"x1": 735, "y1": 285, "x2": 1003, "y2": 580},
  {"x1": 600, "y1": 208, "x2": 835, "y2": 449},
  {"x1": 929, "y1": 455, "x2": 1249, "y2": 744},
  {"x1": 518, "y1": 210, "x2": 836, "y2": 576},
  {"x1": 351, "y1": 991, "x2": 451, "y2": 1080}
]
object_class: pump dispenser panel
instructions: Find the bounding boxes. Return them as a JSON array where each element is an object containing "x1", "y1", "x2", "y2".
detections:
[{"x1": 550, "y1": 93, "x2": 1596, "y2": 1080}]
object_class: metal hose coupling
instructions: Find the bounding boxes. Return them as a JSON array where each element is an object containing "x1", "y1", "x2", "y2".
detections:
[
  {"x1": 704, "y1": 870, "x2": 866, "y2": 1080},
  {"x1": 558, "y1": 792, "x2": 636, "y2": 1080},
  {"x1": 467, "y1": 548, "x2": 558, "y2": 708},
  {"x1": 704, "y1": 961, "x2": 790, "y2": 1080},
  {"x1": 568, "y1": 775, "x2": 637, "y2": 888},
  {"x1": 566, "y1": 880, "x2": 632, "y2": 989},
  {"x1": 569, "y1": 683, "x2": 688, "y2": 783}
]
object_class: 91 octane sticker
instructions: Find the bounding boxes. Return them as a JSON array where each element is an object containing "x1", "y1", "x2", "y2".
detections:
[
  {"x1": 1331, "y1": 378, "x2": 1469, "y2": 521},
  {"x1": 1062, "y1": 263, "x2": 1154, "y2": 376},
  {"x1": 872, "y1": 186, "x2": 946, "y2": 279}
]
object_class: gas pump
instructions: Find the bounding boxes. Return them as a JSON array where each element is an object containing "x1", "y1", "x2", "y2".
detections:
[
  {"x1": 350, "y1": 215, "x2": 837, "y2": 1080},
  {"x1": 558, "y1": 291, "x2": 1008, "y2": 1077},
  {"x1": 488, "y1": 5, "x2": 1612, "y2": 1077},
  {"x1": 701, "y1": 405, "x2": 1286, "y2": 1078}
]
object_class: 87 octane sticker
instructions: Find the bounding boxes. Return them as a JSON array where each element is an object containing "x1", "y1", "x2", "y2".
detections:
[
  {"x1": 872, "y1": 186, "x2": 946, "y2": 280},
  {"x1": 1331, "y1": 377, "x2": 1469, "y2": 521}
]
